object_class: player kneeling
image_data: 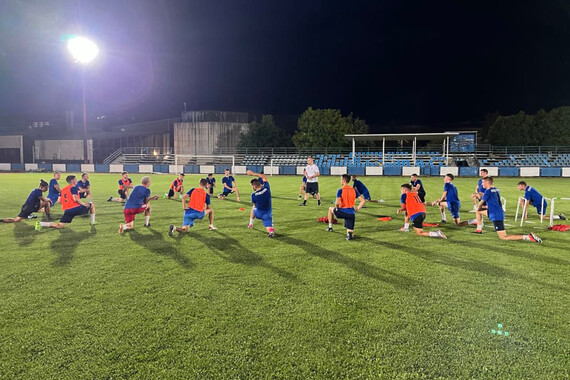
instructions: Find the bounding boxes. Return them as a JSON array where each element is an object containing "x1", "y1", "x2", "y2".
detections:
[
  {"x1": 326, "y1": 174, "x2": 365, "y2": 240},
  {"x1": 2, "y1": 180, "x2": 51, "y2": 223},
  {"x1": 119, "y1": 176, "x2": 159, "y2": 234},
  {"x1": 35, "y1": 175, "x2": 96, "y2": 230},
  {"x1": 169, "y1": 178, "x2": 217, "y2": 236},
  {"x1": 474, "y1": 176, "x2": 542, "y2": 243},
  {"x1": 246, "y1": 170, "x2": 274, "y2": 238},
  {"x1": 397, "y1": 184, "x2": 446, "y2": 239}
]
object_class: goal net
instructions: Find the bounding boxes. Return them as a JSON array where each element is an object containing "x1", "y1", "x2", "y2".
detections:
[{"x1": 174, "y1": 155, "x2": 235, "y2": 173}]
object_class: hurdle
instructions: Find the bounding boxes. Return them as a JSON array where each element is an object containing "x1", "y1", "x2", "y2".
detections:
[
  {"x1": 501, "y1": 196, "x2": 507, "y2": 212},
  {"x1": 549, "y1": 197, "x2": 570, "y2": 227},
  {"x1": 515, "y1": 196, "x2": 550, "y2": 227}
]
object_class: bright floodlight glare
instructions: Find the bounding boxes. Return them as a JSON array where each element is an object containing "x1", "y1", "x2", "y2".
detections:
[{"x1": 67, "y1": 36, "x2": 99, "y2": 64}]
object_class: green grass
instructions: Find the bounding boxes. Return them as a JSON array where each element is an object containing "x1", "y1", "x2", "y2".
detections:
[{"x1": 0, "y1": 173, "x2": 569, "y2": 379}]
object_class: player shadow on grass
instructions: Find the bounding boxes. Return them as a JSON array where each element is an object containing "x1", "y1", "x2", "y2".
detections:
[
  {"x1": 13, "y1": 222, "x2": 37, "y2": 247},
  {"x1": 372, "y1": 239, "x2": 570, "y2": 293},
  {"x1": 278, "y1": 234, "x2": 418, "y2": 289},
  {"x1": 128, "y1": 228, "x2": 192, "y2": 269},
  {"x1": 50, "y1": 225, "x2": 97, "y2": 267},
  {"x1": 187, "y1": 231, "x2": 299, "y2": 282}
]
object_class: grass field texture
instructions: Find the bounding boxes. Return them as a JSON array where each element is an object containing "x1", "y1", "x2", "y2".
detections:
[{"x1": 0, "y1": 173, "x2": 569, "y2": 379}]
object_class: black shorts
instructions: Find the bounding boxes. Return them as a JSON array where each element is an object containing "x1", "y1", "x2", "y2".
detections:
[
  {"x1": 306, "y1": 182, "x2": 319, "y2": 195},
  {"x1": 411, "y1": 212, "x2": 426, "y2": 229},
  {"x1": 492, "y1": 220, "x2": 505, "y2": 232},
  {"x1": 418, "y1": 191, "x2": 426, "y2": 203},
  {"x1": 118, "y1": 189, "x2": 127, "y2": 200},
  {"x1": 60, "y1": 204, "x2": 91, "y2": 224},
  {"x1": 18, "y1": 202, "x2": 40, "y2": 218},
  {"x1": 208, "y1": 186, "x2": 214, "y2": 195},
  {"x1": 333, "y1": 209, "x2": 355, "y2": 230}
]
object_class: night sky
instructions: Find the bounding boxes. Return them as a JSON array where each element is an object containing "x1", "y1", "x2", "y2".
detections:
[{"x1": 1, "y1": 0, "x2": 570, "y2": 130}]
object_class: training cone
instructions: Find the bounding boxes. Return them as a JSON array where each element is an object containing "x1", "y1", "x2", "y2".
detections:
[
  {"x1": 377, "y1": 216, "x2": 392, "y2": 221},
  {"x1": 238, "y1": 207, "x2": 245, "y2": 211}
]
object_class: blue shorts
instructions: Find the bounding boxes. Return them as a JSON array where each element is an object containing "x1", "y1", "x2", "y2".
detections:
[
  {"x1": 48, "y1": 195, "x2": 59, "y2": 205},
  {"x1": 532, "y1": 200, "x2": 548, "y2": 214},
  {"x1": 361, "y1": 190, "x2": 371, "y2": 201},
  {"x1": 60, "y1": 205, "x2": 90, "y2": 224},
  {"x1": 79, "y1": 192, "x2": 87, "y2": 199},
  {"x1": 333, "y1": 208, "x2": 356, "y2": 230},
  {"x1": 447, "y1": 201, "x2": 461, "y2": 219},
  {"x1": 254, "y1": 208, "x2": 273, "y2": 227},
  {"x1": 183, "y1": 210, "x2": 205, "y2": 227}
]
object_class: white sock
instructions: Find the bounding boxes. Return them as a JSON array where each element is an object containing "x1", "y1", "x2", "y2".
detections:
[
  {"x1": 468, "y1": 219, "x2": 477, "y2": 225},
  {"x1": 90, "y1": 214, "x2": 96, "y2": 223},
  {"x1": 40, "y1": 222, "x2": 51, "y2": 227},
  {"x1": 523, "y1": 235, "x2": 530, "y2": 241},
  {"x1": 249, "y1": 218, "x2": 254, "y2": 225},
  {"x1": 122, "y1": 224, "x2": 128, "y2": 231},
  {"x1": 552, "y1": 215, "x2": 560, "y2": 220},
  {"x1": 441, "y1": 211, "x2": 446, "y2": 221},
  {"x1": 477, "y1": 224, "x2": 482, "y2": 230},
  {"x1": 329, "y1": 222, "x2": 333, "y2": 228},
  {"x1": 404, "y1": 223, "x2": 409, "y2": 230},
  {"x1": 145, "y1": 216, "x2": 150, "y2": 225},
  {"x1": 429, "y1": 231, "x2": 438, "y2": 237}
]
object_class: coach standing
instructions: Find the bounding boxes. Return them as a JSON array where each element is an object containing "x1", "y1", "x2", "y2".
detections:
[{"x1": 300, "y1": 156, "x2": 321, "y2": 206}]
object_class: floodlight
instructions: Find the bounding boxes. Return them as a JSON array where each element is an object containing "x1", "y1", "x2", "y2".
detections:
[{"x1": 67, "y1": 36, "x2": 99, "y2": 64}]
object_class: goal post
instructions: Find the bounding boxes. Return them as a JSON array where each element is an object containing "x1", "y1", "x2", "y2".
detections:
[{"x1": 174, "y1": 155, "x2": 236, "y2": 174}]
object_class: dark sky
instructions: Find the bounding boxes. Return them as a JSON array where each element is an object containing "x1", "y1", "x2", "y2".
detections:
[{"x1": 1, "y1": 0, "x2": 570, "y2": 130}]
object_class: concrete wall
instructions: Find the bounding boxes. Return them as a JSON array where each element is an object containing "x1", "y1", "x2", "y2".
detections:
[
  {"x1": 174, "y1": 122, "x2": 249, "y2": 155},
  {"x1": 0, "y1": 135, "x2": 24, "y2": 163},
  {"x1": 35, "y1": 140, "x2": 93, "y2": 162}
]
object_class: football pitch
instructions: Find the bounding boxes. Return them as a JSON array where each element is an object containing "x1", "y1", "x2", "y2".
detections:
[{"x1": 0, "y1": 173, "x2": 568, "y2": 379}]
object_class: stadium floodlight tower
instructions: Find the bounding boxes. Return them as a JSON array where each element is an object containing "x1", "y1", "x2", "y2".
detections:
[{"x1": 67, "y1": 36, "x2": 99, "y2": 163}]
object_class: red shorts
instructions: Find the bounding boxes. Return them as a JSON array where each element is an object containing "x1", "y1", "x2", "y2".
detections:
[{"x1": 124, "y1": 204, "x2": 148, "y2": 223}]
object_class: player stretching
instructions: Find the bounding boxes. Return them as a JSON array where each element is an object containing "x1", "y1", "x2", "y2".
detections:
[
  {"x1": 119, "y1": 176, "x2": 160, "y2": 234},
  {"x1": 108, "y1": 172, "x2": 133, "y2": 203},
  {"x1": 352, "y1": 175, "x2": 382, "y2": 204},
  {"x1": 474, "y1": 177, "x2": 542, "y2": 242},
  {"x1": 206, "y1": 173, "x2": 216, "y2": 195},
  {"x1": 410, "y1": 173, "x2": 426, "y2": 203},
  {"x1": 2, "y1": 180, "x2": 51, "y2": 222},
  {"x1": 517, "y1": 181, "x2": 566, "y2": 221},
  {"x1": 246, "y1": 170, "x2": 275, "y2": 238},
  {"x1": 165, "y1": 173, "x2": 185, "y2": 200},
  {"x1": 397, "y1": 184, "x2": 446, "y2": 239},
  {"x1": 298, "y1": 169, "x2": 307, "y2": 199},
  {"x1": 35, "y1": 175, "x2": 96, "y2": 230},
  {"x1": 300, "y1": 156, "x2": 321, "y2": 206},
  {"x1": 76, "y1": 172, "x2": 92, "y2": 201},
  {"x1": 326, "y1": 174, "x2": 365, "y2": 240},
  {"x1": 470, "y1": 168, "x2": 488, "y2": 212},
  {"x1": 169, "y1": 178, "x2": 217, "y2": 236},
  {"x1": 47, "y1": 171, "x2": 61, "y2": 206},
  {"x1": 218, "y1": 169, "x2": 240, "y2": 201},
  {"x1": 431, "y1": 173, "x2": 476, "y2": 226}
]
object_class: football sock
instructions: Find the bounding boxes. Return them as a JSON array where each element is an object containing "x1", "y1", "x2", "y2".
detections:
[
  {"x1": 145, "y1": 216, "x2": 150, "y2": 225},
  {"x1": 468, "y1": 219, "x2": 477, "y2": 225},
  {"x1": 249, "y1": 218, "x2": 254, "y2": 225},
  {"x1": 523, "y1": 235, "x2": 530, "y2": 241},
  {"x1": 477, "y1": 224, "x2": 482, "y2": 230},
  {"x1": 122, "y1": 224, "x2": 128, "y2": 231},
  {"x1": 90, "y1": 214, "x2": 96, "y2": 223},
  {"x1": 552, "y1": 215, "x2": 560, "y2": 220},
  {"x1": 302, "y1": 200, "x2": 306, "y2": 205},
  {"x1": 404, "y1": 223, "x2": 409, "y2": 230},
  {"x1": 40, "y1": 222, "x2": 51, "y2": 227},
  {"x1": 328, "y1": 221, "x2": 333, "y2": 228},
  {"x1": 429, "y1": 231, "x2": 438, "y2": 237}
]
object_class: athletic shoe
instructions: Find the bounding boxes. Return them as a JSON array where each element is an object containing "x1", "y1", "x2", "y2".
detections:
[
  {"x1": 472, "y1": 230, "x2": 483, "y2": 234},
  {"x1": 90, "y1": 222, "x2": 98, "y2": 226},
  {"x1": 168, "y1": 224, "x2": 175, "y2": 237},
  {"x1": 378, "y1": 199, "x2": 385, "y2": 203},
  {"x1": 34, "y1": 221, "x2": 41, "y2": 231},
  {"x1": 440, "y1": 219, "x2": 447, "y2": 223},
  {"x1": 118, "y1": 223, "x2": 124, "y2": 234},
  {"x1": 299, "y1": 203, "x2": 306, "y2": 206},
  {"x1": 248, "y1": 224, "x2": 253, "y2": 229},
  {"x1": 144, "y1": 223, "x2": 151, "y2": 227},
  {"x1": 528, "y1": 233, "x2": 542, "y2": 243},
  {"x1": 163, "y1": 193, "x2": 167, "y2": 199},
  {"x1": 107, "y1": 197, "x2": 113, "y2": 202},
  {"x1": 208, "y1": 226, "x2": 218, "y2": 231},
  {"x1": 436, "y1": 230, "x2": 447, "y2": 239},
  {"x1": 27, "y1": 214, "x2": 37, "y2": 219},
  {"x1": 345, "y1": 233, "x2": 353, "y2": 241},
  {"x1": 399, "y1": 227, "x2": 409, "y2": 232},
  {"x1": 469, "y1": 209, "x2": 476, "y2": 213},
  {"x1": 326, "y1": 227, "x2": 333, "y2": 232},
  {"x1": 559, "y1": 214, "x2": 567, "y2": 220},
  {"x1": 268, "y1": 231, "x2": 274, "y2": 238}
]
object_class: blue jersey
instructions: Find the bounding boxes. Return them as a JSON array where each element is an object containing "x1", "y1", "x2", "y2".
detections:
[
  {"x1": 124, "y1": 185, "x2": 151, "y2": 209},
  {"x1": 482, "y1": 187, "x2": 504, "y2": 222},
  {"x1": 25, "y1": 188, "x2": 43, "y2": 205},
  {"x1": 444, "y1": 182, "x2": 459, "y2": 203},
  {"x1": 400, "y1": 193, "x2": 407, "y2": 204},
  {"x1": 302, "y1": 176, "x2": 307, "y2": 183},
  {"x1": 411, "y1": 179, "x2": 425, "y2": 193},
  {"x1": 222, "y1": 176, "x2": 235, "y2": 189},
  {"x1": 524, "y1": 186, "x2": 544, "y2": 205},
  {"x1": 48, "y1": 179, "x2": 60, "y2": 199},
  {"x1": 76, "y1": 179, "x2": 90, "y2": 190},
  {"x1": 477, "y1": 179, "x2": 485, "y2": 194},
  {"x1": 251, "y1": 181, "x2": 271, "y2": 211},
  {"x1": 206, "y1": 177, "x2": 216, "y2": 185},
  {"x1": 352, "y1": 179, "x2": 368, "y2": 195}
]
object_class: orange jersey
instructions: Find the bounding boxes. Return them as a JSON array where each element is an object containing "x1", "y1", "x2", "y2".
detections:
[
  {"x1": 404, "y1": 192, "x2": 426, "y2": 216},
  {"x1": 338, "y1": 185, "x2": 357, "y2": 209},
  {"x1": 118, "y1": 178, "x2": 132, "y2": 190},
  {"x1": 170, "y1": 178, "x2": 183, "y2": 191},
  {"x1": 188, "y1": 187, "x2": 207, "y2": 211},
  {"x1": 61, "y1": 184, "x2": 81, "y2": 210}
]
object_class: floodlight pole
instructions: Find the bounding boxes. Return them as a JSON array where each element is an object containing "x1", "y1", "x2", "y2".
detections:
[{"x1": 81, "y1": 68, "x2": 89, "y2": 164}]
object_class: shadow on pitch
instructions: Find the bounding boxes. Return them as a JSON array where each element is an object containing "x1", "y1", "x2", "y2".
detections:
[
  {"x1": 373, "y1": 239, "x2": 569, "y2": 293},
  {"x1": 278, "y1": 234, "x2": 418, "y2": 288},
  {"x1": 187, "y1": 230, "x2": 299, "y2": 282},
  {"x1": 50, "y1": 225, "x2": 97, "y2": 267},
  {"x1": 13, "y1": 222, "x2": 37, "y2": 247},
  {"x1": 129, "y1": 228, "x2": 192, "y2": 269}
]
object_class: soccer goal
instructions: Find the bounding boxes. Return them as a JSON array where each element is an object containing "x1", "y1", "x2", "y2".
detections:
[
  {"x1": 174, "y1": 155, "x2": 236, "y2": 174},
  {"x1": 515, "y1": 196, "x2": 550, "y2": 227}
]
